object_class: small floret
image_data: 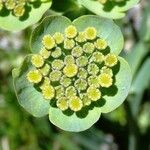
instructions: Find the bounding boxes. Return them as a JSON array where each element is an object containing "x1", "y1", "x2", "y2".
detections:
[
  {"x1": 57, "y1": 97, "x2": 68, "y2": 111},
  {"x1": 76, "y1": 56, "x2": 88, "y2": 67},
  {"x1": 51, "y1": 47, "x2": 62, "y2": 58},
  {"x1": 40, "y1": 77, "x2": 50, "y2": 90},
  {"x1": 95, "y1": 38, "x2": 107, "y2": 50},
  {"x1": 84, "y1": 27, "x2": 97, "y2": 40},
  {"x1": 64, "y1": 55, "x2": 75, "y2": 64},
  {"x1": 81, "y1": 94, "x2": 91, "y2": 106},
  {"x1": 64, "y1": 39, "x2": 75, "y2": 49},
  {"x1": 51, "y1": 59, "x2": 64, "y2": 70},
  {"x1": 87, "y1": 63, "x2": 99, "y2": 75},
  {"x1": 75, "y1": 32, "x2": 86, "y2": 43},
  {"x1": 74, "y1": 79, "x2": 87, "y2": 91},
  {"x1": 49, "y1": 70, "x2": 62, "y2": 82},
  {"x1": 77, "y1": 68, "x2": 88, "y2": 79},
  {"x1": 65, "y1": 86, "x2": 76, "y2": 98},
  {"x1": 104, "y1": 53, "x2": 118, "y2": 67},
  {"x1": 42, "y1": 35, "x2": 55, "y2": 50},
  {"x1": 13, "y1": 4, "x2": 25, "y2": 17},
  {"x1": 90, "y1": 52, "x2": 104, "y2": 63},
  {"x1": 100, "y1": 66, "x2": 113, "y2": 77},
  {"x1": 27, "y1": 70, "x2": 42, "y2": 84},
  {"x1": 71, "y1": 46, "x2": 83, "y2": 57},
  {"x1": 60, "y1": 75, "x2": 71, "y2": 87},
  {"x1": 39, "y1": 47, "x2": 51, "y2": 59},
  {"x1": 63, "y1": 64, "x2": 78, "y2": 77},
  {"x1": 98, "y1": 73, "x2": 113, "y2": 87},
  {"x1": 5, "y1": 0, "x2": 16, "y2": 10},
  {"x1": 65, "y1": 25, "x2": 77, "y2": 38},
  {"x1": 69, "y1": 96, "x2": 83, "y2": 112},
  {"x1": 87, "y1": 86, "x2": 101, "y2": 101},
  {"x1": 39, "y1": 64, "x2": 50, "y2": 76},
  {"x1": 53, "y1": 32, "x2": 64, "y2": 44},
  {"x1": 88, "y1": 76, "x2": 99, "y2": 88},
  {"x1": 42, "y1": 85, "x2": 55, "y2": 100},
  {"x1": 83, "y1": 42, "x2": 95, "y2": 54},
  {"x1": 31, "y1": 54, "x2": 44, "y2": 68},
  {"x1": 55, "y1": 85, "x2": 65, "y2": 99}
]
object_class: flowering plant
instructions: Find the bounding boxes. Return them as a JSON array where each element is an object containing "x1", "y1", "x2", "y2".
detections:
[
  {"x1": 79, "y1": 0, "x2": 140, "y2": 19},
  {"x1": 12, "y1": 15, "x2": 132, "y2": 132},
  {"x1": 0, "y1": 0, "x2": 51, "y2": 31}
]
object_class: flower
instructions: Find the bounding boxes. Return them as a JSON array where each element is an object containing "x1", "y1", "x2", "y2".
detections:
[
  {"x1": 27, "y1": 24, "x2": 119, "y2": 111},
  {"x1": 14, "y1": 16, "x2": 132, "y2": 132}
]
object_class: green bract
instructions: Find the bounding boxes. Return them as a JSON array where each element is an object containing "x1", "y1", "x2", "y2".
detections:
[
  {"x1": 0, "y1": 0, "x2": 52, "y2": 31},
  {"x1": 12, "y1": 15, "x2": 132, "y2": 132},
  {"x1": 79, "y1": 0, "x2": 140, "y2": 19}
]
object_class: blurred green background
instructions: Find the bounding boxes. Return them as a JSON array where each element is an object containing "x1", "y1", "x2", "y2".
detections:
[{"x1": 0, "y1": 0, "x2": 150, "y2": 150}]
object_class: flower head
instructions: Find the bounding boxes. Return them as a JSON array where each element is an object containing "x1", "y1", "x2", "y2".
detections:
[{"x1": 27, "y1": 25, "x2": 119, "y2": 112}]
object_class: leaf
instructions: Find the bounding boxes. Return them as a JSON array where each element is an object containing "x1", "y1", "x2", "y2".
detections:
[
  {"x1": 73, "y1": 15, "x2": 124, "y2": 55},
  {"x1": 124, "y1": 42, "x2": 148, "y2": 77},
  {"x1": 79, "y1": 0, "x2": 139, "y2": 19},
  {"x1": 49, "y1": 105, "x2": 101, "y2": 132},
  {"x1": 12, "y1": 55, "x2": 50, "y2": 117},
  {"x1": 131, "y1": 58, "x2": 150, "y2": 94},
  {"x1": 100, "y1": 57, "x2": 132, "y2": 113},
  {"x1": 0, "y1": 1, "x2": 52, "y2": 31},
  {"x1": 139, "y1": 0, "x2": 150, "y2": 42},
  {"x1": 30, "y1": 15, "x2": 71, "y2": 53}
]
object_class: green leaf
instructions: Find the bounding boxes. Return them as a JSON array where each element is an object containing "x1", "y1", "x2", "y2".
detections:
[
  {"x1": 12, "y1": 55, "x2": 50, "y2": 117},
  {"x1": 79, "y1": 0, "x2": 139, "y2": 19},
  {"x1": 30, "y1": 15, "x2": 71, "y2": 53},
  {"x1": 73, "y1": 15, "x2": 124, "y2": 55},
  {"x1": 100, "y1": 57, "x2": 132, "y2": 113},
  {"x1": 139, "y1": 0, "x2": 150, "y2": 42},
  {"x1": 49, "y1": 106, "x2": 101, "y2": 132},
  {"x1": 124, "y1": 42, "x2": 148, "y2": 77},
  {"x1": 131, "y1": 58, "x2": 150, "y2": 94},
  {"x1": 0, "y1": 1, "x2": 52, "y2": 31}
]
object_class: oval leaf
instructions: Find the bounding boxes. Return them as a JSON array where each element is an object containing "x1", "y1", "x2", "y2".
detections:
[
  {"x1": 49, "y1": 106, "x2": 101, "y2": 132},
  {"x1": 12, "y1": 55, "x2": 50, "y2": 117}
]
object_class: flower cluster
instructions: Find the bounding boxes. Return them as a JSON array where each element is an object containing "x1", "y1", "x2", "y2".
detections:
[
  {"x1": 27, "y1": 25, "x2": 118, "y2": 112},
  {"x1": 0, "y1": 0, "x2": 37, "y2": 17}
]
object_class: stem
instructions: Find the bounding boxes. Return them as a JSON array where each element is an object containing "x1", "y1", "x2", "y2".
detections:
[{"x1": 124, "y1": 101, "x2": 140, "y2": 150}]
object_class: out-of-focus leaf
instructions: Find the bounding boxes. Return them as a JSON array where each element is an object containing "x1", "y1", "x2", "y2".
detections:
[
  {"x1": 138, "y1": 102, "x2": 150, "y2": 134},
  {"x1": 139, "y1": 1, "x2": 150, "y2": 42},
  {"x1": 131, "y1": 58, "x2": 150, "y2": 94},
  {"x1": 124, "y1": 43, "x2": 148, "y2": 77},
  {"x1": 129, "y1": 58, "x2": 150, "y2": 117},
  {"x1": 79, "y1": 0, "x2": 139, "y2": 19}
]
